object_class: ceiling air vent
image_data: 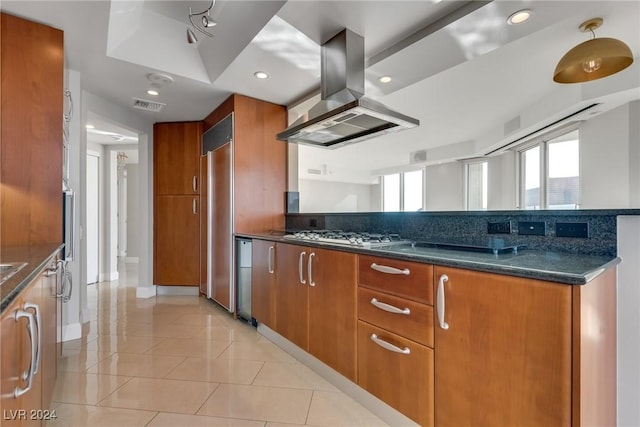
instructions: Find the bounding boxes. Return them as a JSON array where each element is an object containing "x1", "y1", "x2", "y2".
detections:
[{"x1": 132, "y1": 97, "x2": 166, "y2": 112}]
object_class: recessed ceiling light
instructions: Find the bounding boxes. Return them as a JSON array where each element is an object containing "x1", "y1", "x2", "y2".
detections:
[
  {"x1": 86, "y1": 124, "x2": 95, "y2": 129},
  {"x1": 147, "y1": 89, "x2": 159, "y2": 96},
  {"x1": 254, "y1": 71, "x2": 269, "y2": 79},
  {"x1": 379, "y1": 76, "x2": 392, "y2": 83},
  {"x1": 507, "y1": 9, "x2": 533, "y2": 25}
]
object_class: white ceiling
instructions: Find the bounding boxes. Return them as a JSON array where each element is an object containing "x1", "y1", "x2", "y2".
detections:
[{"x1": 1, "y1": 0, "x2": 639, "y2": 179}]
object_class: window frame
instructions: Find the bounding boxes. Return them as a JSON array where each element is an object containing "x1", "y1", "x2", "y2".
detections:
[
  {"x1": 515, "y1": 125, "x2": 580, "y2": 210},
  {"x1": 463, "y1": 159, "x2": 488, "y2": 211},
  {"x1": 381, "y1": 168, "x2": 425, "y2": 212}
]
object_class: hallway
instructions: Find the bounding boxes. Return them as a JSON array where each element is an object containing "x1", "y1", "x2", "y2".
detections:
[{"x1": 49, "y1": 263, "x2": 387, "y2": 427}]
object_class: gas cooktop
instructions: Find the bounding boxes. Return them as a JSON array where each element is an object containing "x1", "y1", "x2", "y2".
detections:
[{"x1": 283, "y1": 230, "x2": 405, "y2": 248}]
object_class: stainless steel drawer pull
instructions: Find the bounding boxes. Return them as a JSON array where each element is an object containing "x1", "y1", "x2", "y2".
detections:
[
  {"x1": 298, "y1": 251, "x2": 307, "y2": 284},
  {"x1": 192, "y1": 176, "x2": 198, "y2": 193},
  {"x1": 268, "y1": 246, "x2": 275, "y2": 274},
  {"x1": 308, "y1": 252, "x2": 316, "y2": 287},
  {"x1": 370, "y1": 333, "x2": 411, "y2": 355},
  {"x1": 14, "y1": 310, "x2": 36, "y2": 398},
  {"x1": 23, "y1": 303, "x2": 41, "y2": 374},
  {"x1": 370, "y1": 298, "x2": 410, "y2": 315},
  {"x1": 370, "y1": 263, "x2": 410, "y2": 276},
  {"x1": 192, "y1": 198, "x2": 198, "y2": 215},
  {"x1": 436, "y1": 274, "x2": 450, "y2": 330}
]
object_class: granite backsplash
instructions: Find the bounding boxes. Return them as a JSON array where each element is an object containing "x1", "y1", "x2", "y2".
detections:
[{"x1": 285, "y1": 210, "x2": 640, "y2": 257}]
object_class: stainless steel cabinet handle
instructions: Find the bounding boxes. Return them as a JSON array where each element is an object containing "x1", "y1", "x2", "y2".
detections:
[
  {"x1": 192, "y1": 198, "x2": 198, "y2": 215},
  {"x1": 55, "y1": 261, "x2": 65, "y2": 298},
  {"x1": 370, "y1": 263, "x2": 410, "y2": 276},
  {"x1": 23, "y1": 303, "x2": 41, "y2": 374},
  {"x1": 370, "y1": 333, "x2": 411, "y2": 355},
  {"x1": 370, "y1": 298, "x2": 410, "y2": 315},
  {"x1": 298, "y1": 251, "x2": 307, "y2": 284},
  {"x1": 192, "y1": 176, "x2": 198, "y2": 193},
  {"x1": 268, "y1": 246, "x2": 275, "y2": 274},
  {"x1": 14, "y1": 310, "x2": 36, "y2": 398},
  {"x1": 62, "y1": 270, "x2": 73, "y2": 303},
  {"x1": 308, "y1": 252, "x2": 316, "y2": 287},
  {"x1": 437, "y1": 274, "x2": 449, "y2": 330},
  {"x1": 45, "y1": 262, "x2": 60, "y2": 277}
]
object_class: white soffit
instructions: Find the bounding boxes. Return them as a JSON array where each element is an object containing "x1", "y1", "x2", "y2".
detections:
[{"x1": 106, "y1": 1, "x2": 210, "y2": 83}]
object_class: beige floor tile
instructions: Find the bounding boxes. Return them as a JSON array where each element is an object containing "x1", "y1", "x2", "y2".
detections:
[
  {"x1": 265, "y1": 423, "x2": 307, "y2": 427},
  {"x1": 45, "y1": 403, "x2": 156, "y2": 427},
  {"x1": 145, "y1": 337, "x2": 231, "y2": 358},
  {"x1": 198, "y1": 384, "x2": 312, "y2": 424},
  {"x1": 87, "y1": 352, "x2": 185, "y2": 378},
  {"x1": 82, "y1": 335, "x2": 167, "y2": 354},
  {"x1": 99, "y1": 377, "x2": 218, "y2": 414},
  {"x1": 123, "y1": 321, "x2": 207, "y2": 338},
  {"x1": 218, "y1": 341, "x2": 299, "y2": 364},
  {"x1": 165, "y1": 357, "x2": 264, "y2": 384},
  {"x1": 61, "y1": 335, "x2": 98, "y2": 351},
  {"x1": 57, "y1": 351, "x2": 114, "y2": 373},
  {"x1": 252, "y1": 362, "x2": 337, "y2": 392},
  {"x1": 198, "y1": 324, "x2": 263, "y2": 342},
  {"x1": 52, "y1": 372, "x2": 130, "y2": 405},
  {"x1": 147, "y1": 412, "x2": 265, "y2": 427},
  {"x1": 305, "y1": 391, "x2": 388, "y2": 427}
]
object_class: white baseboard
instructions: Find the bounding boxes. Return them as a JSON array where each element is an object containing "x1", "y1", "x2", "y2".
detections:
[
  {"x1": 61, "y1": 322, "x2": 82, "y2": 342},
  {"x1": 99, "y1": 271, "x2": 119, "y2": 281},
  {"x1": 156, "y1": 285, "x2": 199, "y2": 296},
  {"x1": 257, "y1": 324, "x2": 419, "y2": 427},
  {"x1": 125, "y1": 257, "x2": 139, "y2": 263},
  {"x1": 80, "y1": 309, "x2": 92, "y2": 324},
  {"x1": 136, "y1": 286, "x2": 157, "y2": 299}
]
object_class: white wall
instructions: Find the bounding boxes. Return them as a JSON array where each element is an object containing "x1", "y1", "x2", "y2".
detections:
[
  {"x1": 425, "y1": 162, "x2": 463, "y2": 211},
  {"x1": 299, "y1": 179, "x2": 378, "y2": 212},
  {"x1": 580, "y1": 101, "x2": 640, "y2": 208},
  {"x1": 487, "y1": 151, "x2": 516, "y2": 210},
  {"x1": 617, "y1": 216, "x2": 640, "y2": 427},
  {"x1": 126, "y1": 163, "x2": 140, "y2": 259}
]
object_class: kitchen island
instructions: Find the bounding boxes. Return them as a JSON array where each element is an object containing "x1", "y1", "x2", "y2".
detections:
[{"x1": 239, "y1": 232, "x2": 617, "y2": 427}]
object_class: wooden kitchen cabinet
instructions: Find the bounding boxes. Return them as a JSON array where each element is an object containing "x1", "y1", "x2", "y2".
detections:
[
  {"x1": 251, "y1": 239, "x2": 277, "y2": 329},
  {"x1": 433, "y1": 266, "x2": 616, "y2": 427},
  {"x1": 153, "y1": 195, "x2": 200, "y2": 286},
  {"x1": 1, "y1": 257, "x2": 59, "y2": 427},
  {"x1": 306, "y1": 247, "x2": 357, "y2": 381},
  {"x1": 153, "y1": 122, "x2": 202, "y2": 196},
  {"x1": 274, "y1": 243, "x2": 309, "y2": 350},
  {"x1": 153, "y1": 121, "x2": 202, "y2": 287},
  {"x1": 0, "y1": 13, "x2": 63, "y2": 247},
  {"x1": 272, "y1": 243, "x2": 358, "y2": 380},
  {"x1": 357, "y1": 254, "x2": 434, "y2": 426}
]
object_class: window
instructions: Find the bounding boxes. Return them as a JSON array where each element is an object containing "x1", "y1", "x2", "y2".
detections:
[
  {"x1": 466, "y1": 161, "x2": 488, "y2": 210},
  {"x1": 382, "y1": 169, "x2": 424, "y2": 211},
  {"x1": 519, "y1": 129, "x2": 579, "y2": 210}
]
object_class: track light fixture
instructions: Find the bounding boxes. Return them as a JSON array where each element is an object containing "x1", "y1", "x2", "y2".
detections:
[{"x1": 187, "y1": 0, "x2": 216, "y2": 44}]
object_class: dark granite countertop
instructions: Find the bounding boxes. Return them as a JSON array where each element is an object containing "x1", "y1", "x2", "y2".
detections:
[
  {"x1": 1, "y1": 244, "x2": 63, "y2": 313},
  {"x1": 237, "y1": 232, "x2": 619, "y2": 285}
]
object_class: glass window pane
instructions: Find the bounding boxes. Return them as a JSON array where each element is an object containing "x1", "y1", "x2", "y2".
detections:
[
  {"x1": 383, "y1": 173, "x2": 400, "y2": 211},
  {"x1": 523, "y1": 146, "x2": 540, "y2": 210},
  {"x1": 467, "y1": 162, "x2": 487, "y2": 210},
  {"x1": 548, "y1": 132, "x2": 579, "y2": 209},
  {"x1": 403, "y1": 170, "x2": 423, "y2": 211}
]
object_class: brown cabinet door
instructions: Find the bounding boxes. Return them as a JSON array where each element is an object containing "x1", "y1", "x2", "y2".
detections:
[
  {"x1": 153, "y1": 122, "x2": 201, "y2": 195},
  {"x1": 434, "y1": 267, "x2": 572, "y2": 427},
  {"x1": 357, "y1": 320, "x2": 434, "y2": 426},
  {"x1": 154, "y1": 195, "x2": 200, "y2": 286},
  {"x1": 274, "y1": 243, "x2": 309, "y2": 350},
  {"x1": 251, "y1": 239, "x2": 276, "y2": 328},
  {"x1": 211, "y1": 144, "x2": 232, "y2": 310},
  {"x1": 307, "y1": 248, "x2": 357, "y2": 381},
  {"x1": 1, "y1": 295, "x2": 26, "y2": 426}
]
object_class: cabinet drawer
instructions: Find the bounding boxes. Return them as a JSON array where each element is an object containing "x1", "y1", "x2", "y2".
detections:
[
  {"x1": 357, "y1": 320, "x2": 433, "y2": 427},
  {"x1": 358, "y1": 287, "x2": 433, "y2": 348},
  {"x1": 358, "y1": 255, "x2": 433, "y2": 304}
]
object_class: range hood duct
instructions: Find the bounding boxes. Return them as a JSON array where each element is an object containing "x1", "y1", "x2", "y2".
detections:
[{"x1": 276, "y1": 29, "x2": 419, "y2": 149}]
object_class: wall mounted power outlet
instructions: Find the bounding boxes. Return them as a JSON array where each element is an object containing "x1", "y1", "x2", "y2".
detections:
[
  {"x1": 518, "y1": 221, "x2": 546, "y2": 236},
  {"x1": 488, "y1": 221, "x2": 511, "y2": 234},
  {"x1": 556, "y1": 222, "x2": 589, "y2": 238}
]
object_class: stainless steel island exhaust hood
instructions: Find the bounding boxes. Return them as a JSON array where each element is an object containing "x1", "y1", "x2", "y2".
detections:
[{"x1": 276, "y1": 29, "x2": 419, "y2": 149}]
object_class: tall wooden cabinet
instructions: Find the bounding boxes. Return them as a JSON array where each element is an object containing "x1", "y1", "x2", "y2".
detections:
[
  {"x1": 201, "y1": 94, "x2": 287, "y2": 310},
  {"x1": 153, "y1": 121, "x2": 202, "y2": 286},
  {"x1": 0, "y1": 13, "x2": 63, "y2": 247}
]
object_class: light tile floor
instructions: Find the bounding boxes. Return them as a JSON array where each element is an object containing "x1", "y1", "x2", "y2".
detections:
[{"x1": 48, "y1": 262, "x2": 388, "y2": 427}]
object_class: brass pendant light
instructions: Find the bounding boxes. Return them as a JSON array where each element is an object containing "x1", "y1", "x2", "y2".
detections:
[{"x1": 553, "y1": 18, "x2": 634, "y2": 84}]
